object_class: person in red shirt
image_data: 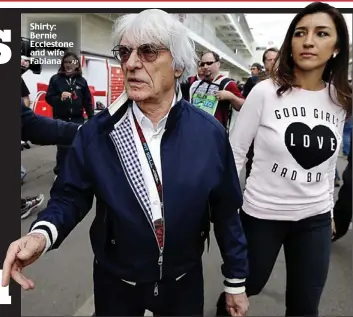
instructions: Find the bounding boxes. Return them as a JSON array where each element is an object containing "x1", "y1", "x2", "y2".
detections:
[{"x1": 189, "y1": 51, "x2": 244, "y2": 132}]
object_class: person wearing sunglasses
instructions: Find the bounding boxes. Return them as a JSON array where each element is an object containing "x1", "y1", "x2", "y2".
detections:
[
  {"x1": 2, "y1": 9, "x2": 249, "y2": 317},
  {"x1": 189, "y1": 51, "x2": 245, "y2": 133}
]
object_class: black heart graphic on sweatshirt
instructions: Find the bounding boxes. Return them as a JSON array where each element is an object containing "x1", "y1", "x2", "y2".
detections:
[{"x1": 284, "y1": 123, "x2": 337, "y2": 170}]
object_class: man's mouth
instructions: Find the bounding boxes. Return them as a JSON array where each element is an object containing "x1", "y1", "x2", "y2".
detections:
[
  {"x1": 128, "y1": 78, "x2": 147, "y2": 85},
  {"x1": 128, "y1": 78, "x2": 145, "y2": 83}
]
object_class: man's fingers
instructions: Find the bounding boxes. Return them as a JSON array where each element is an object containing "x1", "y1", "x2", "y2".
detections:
[
  {"x1": 229, "y1": 306, "x2": 237, "y2": 317},
  {"x1": 2, "y1": 237, "x2": 39, "y2": 289},
  {"x1": 2, "y1": 243, "x2": 19, "y2": 287},
  {"x1": 238, "y1": 306, "x2": 248, "y2": 316},
  {"x1": 11, "y1": 267, "x2": 34, "y2": 290},
  {"x1": 227, "y1": 303, "x2": 248, "y2": 317}
]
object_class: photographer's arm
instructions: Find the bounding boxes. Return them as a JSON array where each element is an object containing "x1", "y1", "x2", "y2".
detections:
[{"x1": 21, "y1": 99, "x2": 79, "y2": 146}]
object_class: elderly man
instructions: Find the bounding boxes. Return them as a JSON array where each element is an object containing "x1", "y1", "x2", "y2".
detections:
[{"x1": 2, "y1": 9, "x2": 248, "y2": 316}]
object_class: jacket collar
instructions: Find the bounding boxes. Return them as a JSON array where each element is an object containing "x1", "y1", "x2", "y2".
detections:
[{"x1": 100, "y1": 85, "x2": 184, "y2": 133}]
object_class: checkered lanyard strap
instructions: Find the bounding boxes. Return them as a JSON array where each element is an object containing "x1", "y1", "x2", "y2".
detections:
[{"x1": 132, "y1": 111, "x2": 164, "y2": 250}]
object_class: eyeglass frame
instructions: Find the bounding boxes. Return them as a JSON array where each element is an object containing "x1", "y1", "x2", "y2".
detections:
[
  {"x1": 198, "y1": 60, "x2": 218, "y2": 67},
  {"x1": 111, "y1": 43, "x2": 169, "y2": 64}
]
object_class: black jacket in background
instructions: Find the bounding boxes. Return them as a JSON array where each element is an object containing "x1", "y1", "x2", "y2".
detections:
[
  {"x1": 45, "y1": 73, "x2": 94, "y2": 120},
  {"x1": 332, "y1": 140, "x2": 352, "y2": 241},
  {"x1": 21, "y1": 98, "x2": 79, "y2": 146},
  {"x1": 242, "y1": 77, "x2": 256, "y2": 98}
]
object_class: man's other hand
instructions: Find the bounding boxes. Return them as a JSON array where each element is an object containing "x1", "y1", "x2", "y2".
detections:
[{"x1": 225, "y1": 292, "x2": 249, "y2": 316}]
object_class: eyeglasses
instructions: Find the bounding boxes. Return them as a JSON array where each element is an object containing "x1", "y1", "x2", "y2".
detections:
[
  {"x1": 112, "y1": 44, "x2": 169, "y2": 64},
  {"x1": 199, "y1": 61, "x2": 217, "y2": 67}
]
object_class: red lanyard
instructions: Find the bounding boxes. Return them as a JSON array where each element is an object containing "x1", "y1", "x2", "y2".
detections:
[{"x1": 132, "y1": 110, "x2": 164, "y2": 249}]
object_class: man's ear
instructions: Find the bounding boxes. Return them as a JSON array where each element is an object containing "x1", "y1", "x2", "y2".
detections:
[{"x1": 175, "y1": 68, "x2": 183, "y2": 79}]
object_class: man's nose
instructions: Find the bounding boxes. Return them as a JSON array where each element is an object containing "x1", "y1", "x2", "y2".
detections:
[{"x1": 125, "y1": 50, "x2": 142, "y2": 70}]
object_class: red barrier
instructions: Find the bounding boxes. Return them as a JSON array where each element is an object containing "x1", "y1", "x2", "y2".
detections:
[{"x1": 32, "y1": 85, "x2": 53, "y2": 118}]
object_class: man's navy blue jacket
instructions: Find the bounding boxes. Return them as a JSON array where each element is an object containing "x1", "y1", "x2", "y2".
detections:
[
  {"x1": 21, "y1": 98, "x2": 79, "y2": 145},
  {"x1": 29, "y1": 91, "x2": 248, "y2": 290}
]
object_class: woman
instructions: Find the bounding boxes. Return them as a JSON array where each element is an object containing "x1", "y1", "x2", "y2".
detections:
[
  {"x1": 224, "y1": 2, "x2": 351, "y2": 316},
  {"x1": 45, "y1": 52, "x2": 94, "y2": 176}
]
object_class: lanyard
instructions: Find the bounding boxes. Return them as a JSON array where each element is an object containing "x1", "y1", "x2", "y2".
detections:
[
  {"x1": 191, "y1": 80, "x2": 232, "y2": 134},
  {"x1": 65, "y1": 78, "x2": 76, "y2": 89},
  {"x1": 132, "y1": 110, "x2": 164, "y2": 249}
]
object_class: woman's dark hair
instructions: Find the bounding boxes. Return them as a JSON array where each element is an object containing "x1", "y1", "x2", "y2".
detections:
[
  {"x1": 58, "y1": 51, "x2": 82, "y2": 75},
  {"x1": 271, "y1": 2, "x2": 352, "y2": 115}
]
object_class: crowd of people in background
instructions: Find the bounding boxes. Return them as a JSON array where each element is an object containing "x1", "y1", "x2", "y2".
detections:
[{"x1": 15, "y1": 2, "x2": 352, "y2": 317}]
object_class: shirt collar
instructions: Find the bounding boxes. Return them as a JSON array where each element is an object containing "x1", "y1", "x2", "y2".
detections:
[{"x1": 132, "y1": 94, "x2": 176, "y2": 130}]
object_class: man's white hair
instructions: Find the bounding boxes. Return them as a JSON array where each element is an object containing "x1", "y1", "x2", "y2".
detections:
[{"x1": 112, "y1": 9, "x2": 198, "y2": 84}]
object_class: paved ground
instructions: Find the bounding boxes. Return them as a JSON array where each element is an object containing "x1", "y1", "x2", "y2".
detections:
[{"x1": 20, "y1": 144, "x2": 352, "y2": 316}]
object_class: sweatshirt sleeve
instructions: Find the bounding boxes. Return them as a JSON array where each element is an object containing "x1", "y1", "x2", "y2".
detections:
[
  {"x1": 328, "y1": 113, "x2": 346, "y2": 217},
  {"x1": 229, "y1": 81, "x2": 265, "y2": 174}
]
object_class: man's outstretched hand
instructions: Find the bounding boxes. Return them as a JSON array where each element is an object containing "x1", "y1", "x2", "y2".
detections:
[{"x1": 1, "y1": 233, "x2": 46, "y2": 290}]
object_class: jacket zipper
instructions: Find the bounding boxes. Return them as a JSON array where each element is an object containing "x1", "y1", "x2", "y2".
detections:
[
  {"x1": 153, "y1": 135, "x2": 167, "y2": 296},
  {"x1": 154, "y1": 246, "x2": 163, "y2": 296},
  {"x1": 109, "y1": 124, "x2": 167, "y2": 297},
  {"x1": 153, "y1": 89, "x2": 181, "y2": 295}
]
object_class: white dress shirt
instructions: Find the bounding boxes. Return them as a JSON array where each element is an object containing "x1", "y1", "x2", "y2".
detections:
[{"x1": 129, "y1": 95, "x2": 176, "y2": 222}]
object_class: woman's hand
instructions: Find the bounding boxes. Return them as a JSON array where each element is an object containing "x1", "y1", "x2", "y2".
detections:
[{"x1": 61, "y1": 91, "x2": 72, "y2": 101}]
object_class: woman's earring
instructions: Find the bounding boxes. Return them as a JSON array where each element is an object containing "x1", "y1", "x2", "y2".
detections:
[{"x1": 333, "y1": 52, "x2": 337, "y2": 58}]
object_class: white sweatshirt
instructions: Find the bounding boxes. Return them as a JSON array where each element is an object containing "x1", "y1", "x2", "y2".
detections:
[{"x1": 230, "y1": 79, "x2": 346, "y2": 221}]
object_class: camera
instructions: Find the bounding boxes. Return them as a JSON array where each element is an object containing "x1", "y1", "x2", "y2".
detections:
[{"x1": 21, "y1": 37, "x2": 42, "y2": 75}]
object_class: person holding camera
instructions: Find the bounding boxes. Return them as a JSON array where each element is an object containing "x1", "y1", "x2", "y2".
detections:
[{"x1": 45, "y1": 52, "x2": 94, "y2": 177}]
